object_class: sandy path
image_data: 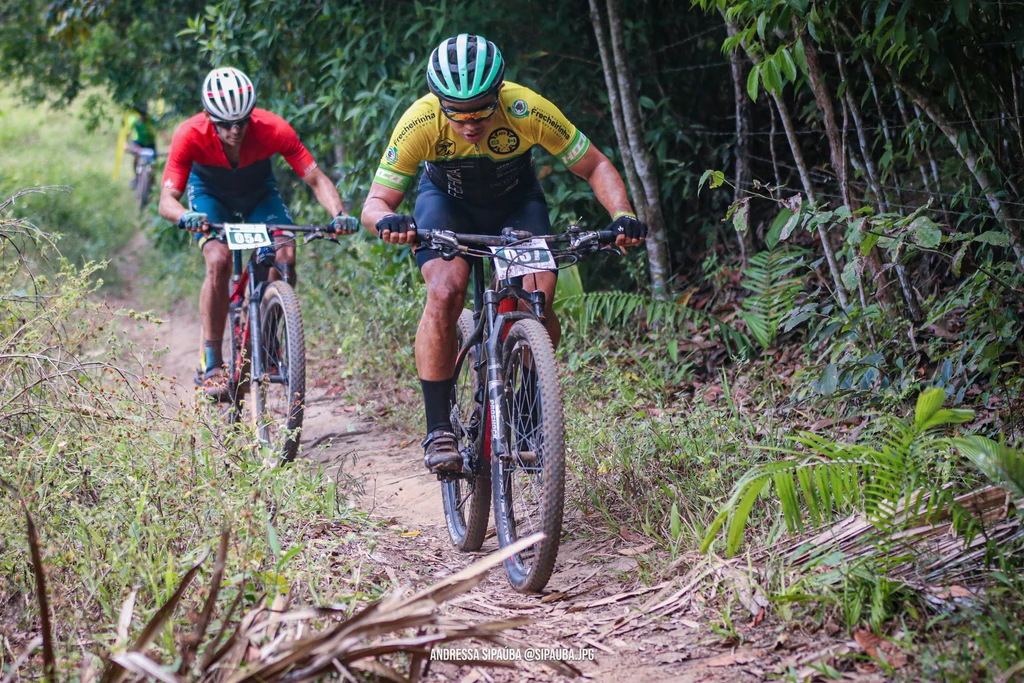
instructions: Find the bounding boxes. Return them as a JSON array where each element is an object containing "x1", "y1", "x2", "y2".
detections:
[{"x1": 105, "y1": 231, "x2": 854, "y2": 683}]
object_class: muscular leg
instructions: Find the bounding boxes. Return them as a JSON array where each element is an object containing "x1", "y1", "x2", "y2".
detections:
[
  {"x1": 200, "y1": 239, "x2": 232, "y2": 364},
  {"x1": 417, "y1": 257, "x2": 471, "y2": 380},
  {"x1": 521, "y1": 271, "x2": 560, "y2": 350},
  {"x1": 270, "y1": 233, "x2": 296, "y2": 284}
]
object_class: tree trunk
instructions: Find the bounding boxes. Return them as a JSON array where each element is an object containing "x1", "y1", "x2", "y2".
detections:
[
  {"x1": 898, "y1": 79, "x2": 1024, "y2": 266},
  {"x1": 724, "y1": 15, "x2": 754, "y2": 264},
  {"x1": 950, "y1": 64, "x2": 1022, "y2": 199},
  {"x1": 768, "y1": 98, "x2": 781, "y2": 189},
  {"x1": 837, "y1": 54, "x2": 888, "y2": 212},
  {"x1": 588, "y1": 0, "x2": 644, "y2": 223},
  {"x1": 604, "y1": 0, "x2": 671, "y2": 298},
  {"x1": 894, "y1": 87, "x2": 938, "y2": 203},
  {"x1": 735, "y1": 39, "x2": 848, "y2": 307},
  {"x1": 1012, "y1": 69, "x2": 1024, "y2": 165},
  {"x1": 862, "y1": 58, "x2": 904, "y2": 205},
  {"x1": 798, "y1": 26, "x2": 850, "y2": 207}
]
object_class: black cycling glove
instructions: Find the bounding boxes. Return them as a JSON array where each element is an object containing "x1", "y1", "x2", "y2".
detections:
[
  {"x1": 607, "y1": 212, "x2": 648, "y2": 240},
  {"x1": 376, "y1": 214, "x2": 416, "y2": 236}
]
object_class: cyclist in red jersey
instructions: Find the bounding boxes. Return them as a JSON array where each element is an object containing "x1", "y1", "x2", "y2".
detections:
[{"x1": 158, "y1": 67, "x2": 358, "y2": 398}]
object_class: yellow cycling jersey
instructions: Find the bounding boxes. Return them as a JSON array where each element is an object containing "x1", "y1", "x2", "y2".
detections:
[{"x1": 373, "y1": 82, "x2": 591, "y2": 202}]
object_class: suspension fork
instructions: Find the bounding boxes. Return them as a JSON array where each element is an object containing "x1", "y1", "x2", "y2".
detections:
[
  {"x1": 484, "y1": 289, "x2": 509, "y2": 459},
  {"x1": 247, "y1": 262, "x2": 263, "y2": 385}
]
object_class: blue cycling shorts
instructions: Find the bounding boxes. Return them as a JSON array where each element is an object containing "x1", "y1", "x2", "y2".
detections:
[
  {"x1": 412, "y1": 174, "x2": 552, "y2": 269},
  {"x1": 186, "y1": 171, "x2": 293, "y2": 249}
]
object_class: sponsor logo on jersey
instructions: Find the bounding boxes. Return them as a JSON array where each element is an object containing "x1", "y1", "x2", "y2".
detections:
[
  {"x1": 435, "y1": 138, "x2": 456, "y2": 157},
  {"x1": 395, "y1": 112, "x2": 437, "y2": 143},
  {"x1": 560, "y1": 131, "x2": 590, "y2": 166},
  {"x1": 508, "y1": 99, "x2": 529, "y2": 119},
  {"x1": 444, "y1": 166, "x2": 464, "y2": 199},
  {"x1": 532, "y1": 107, "x2": 572, "y2": 141},
  {"x1": 487, "y1": 127, "x2": 521, "y2": 155},
  {"x1": 385, "y1": 146, "x2": 398, "y2": 164}
]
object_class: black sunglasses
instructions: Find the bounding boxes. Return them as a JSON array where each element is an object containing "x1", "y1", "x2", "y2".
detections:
[{"x1": 214, "y1": 116, "x2": 251, "y2": 130}]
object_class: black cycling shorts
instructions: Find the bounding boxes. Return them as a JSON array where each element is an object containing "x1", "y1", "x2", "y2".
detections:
[{"x1": 412, "y1": 174, "x2": 552, "y2": 269}]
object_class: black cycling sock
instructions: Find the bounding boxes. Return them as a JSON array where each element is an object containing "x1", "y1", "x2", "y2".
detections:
[
  {"x1": 421, "y1": 377, "x2": 455, "y2": 434},
  {"x1": 204, "y1": 340, "x2": 223, "y2": 373}
]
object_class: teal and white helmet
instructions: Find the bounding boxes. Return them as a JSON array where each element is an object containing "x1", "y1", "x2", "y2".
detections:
[{"x1": 426, "y1": 34, "x2": 505, "y2": 102}]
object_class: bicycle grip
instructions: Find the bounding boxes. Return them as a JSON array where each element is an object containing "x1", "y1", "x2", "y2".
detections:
[{"x1": 597, "y1": 229, "x2": 619, "y2": 245}]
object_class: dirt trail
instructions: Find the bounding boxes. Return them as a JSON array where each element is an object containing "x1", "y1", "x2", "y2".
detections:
[{"x1": 106, "y1": 232, "x2": 860, "y2": 683}]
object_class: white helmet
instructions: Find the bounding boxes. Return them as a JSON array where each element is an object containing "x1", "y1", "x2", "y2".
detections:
[{"x1": 201, "y1": 67, "x2": 255, "y2": 121}]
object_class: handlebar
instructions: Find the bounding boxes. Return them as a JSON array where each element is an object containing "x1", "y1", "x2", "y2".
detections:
[
  {"x1": 411, "y1": 226, "x2": 620, "y2": 251},
  {"x1": 199, "y1": 222, "x2": 349, "y2": 245}
]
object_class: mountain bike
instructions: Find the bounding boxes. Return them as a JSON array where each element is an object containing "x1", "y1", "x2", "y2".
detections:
[
  {"x1": 202, "y1": 222, "x2": 341, "y2": 464},
  {"x1": 410, "y1": 224, "x2": 618, "y2": 593},
  {"x1": 133, "y1": 148, "x2": 158, "y2": 212}
]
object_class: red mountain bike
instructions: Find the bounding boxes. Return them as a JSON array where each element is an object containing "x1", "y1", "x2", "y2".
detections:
[{"x1": 205, "y1": 222, "x2": 340, "y2": 463}]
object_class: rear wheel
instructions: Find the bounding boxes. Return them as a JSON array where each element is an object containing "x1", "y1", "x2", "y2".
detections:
[
  {"x1": 441, "y1": 309, "x2": 491, "y2": 551},
  {"x1": 250, "y1": 281, "x2": 305, "y2": 464},
  {"x1": 491, "y1": 318, "x2": 565, "y2": 593}
]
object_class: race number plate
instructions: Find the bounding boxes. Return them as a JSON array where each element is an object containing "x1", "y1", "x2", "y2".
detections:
[
  {"x1": 222, "y1": 223, "x2": 272, "y2": 250},
  {"x1": 489, "y1": 239, "x2": 556, "y2": 280}
]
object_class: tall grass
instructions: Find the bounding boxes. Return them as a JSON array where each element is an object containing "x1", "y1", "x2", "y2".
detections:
[
  {"x1": 0, "y1": 197, "x2": 377, "y2": 678},
  {"x1": 0, "y1": 90, "x2": 141, "y2": 282}
]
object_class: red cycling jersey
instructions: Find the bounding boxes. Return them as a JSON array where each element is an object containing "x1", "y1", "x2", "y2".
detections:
[{"x1": 161, "y1": 108, "x2": 318, "y2": 193}]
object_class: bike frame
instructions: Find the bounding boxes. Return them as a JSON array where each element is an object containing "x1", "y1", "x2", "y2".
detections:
[{"x1": 453, "y1": 258, "x2": 548, "y2": 471}]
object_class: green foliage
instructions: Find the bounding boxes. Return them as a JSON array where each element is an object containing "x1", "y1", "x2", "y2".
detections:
[
  {"x1": 0, "y1": 0, "x2": 207, "y2": 111},
  {"x1": 701, "y1": 388, "x2": 985, "y2": 558},
  {"x1": 953, "y1": 436, "x2": 1024, "y2": 499},
  {"x1": 0, "y1": 90, "x2": 138, "y2": 278},
  {"x1": 0, "y1": 197, "x2": 372, "y2": 676},
  {"x1": 559, "y1": 290, "x2": 752, "y2": 357},
  {"x1": 738, "y1": 247, "x2": 806, "y2": 350}
]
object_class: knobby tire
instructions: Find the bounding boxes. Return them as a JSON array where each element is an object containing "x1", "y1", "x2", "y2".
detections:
[
  {"x1": 491, "y1": 318, "x2": 565, "y2": 593},
  {"x1": 251, "y1": 281, "x2": 306, "y2": 464}
]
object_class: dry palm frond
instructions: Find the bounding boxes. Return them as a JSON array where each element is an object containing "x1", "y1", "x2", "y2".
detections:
[
  {"x1": 0, "y1": 477, "x2": 55, "y2": 683},
  {"x1": 773, "y1": 485, "x2": 1024, "y2": 585},
  {"x1": 197, "y1": 532, "x2": 574, "y2": 683}
]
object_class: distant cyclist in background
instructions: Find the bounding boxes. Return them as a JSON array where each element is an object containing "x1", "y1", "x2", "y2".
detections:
[
  {"x1": 125, "y1": 103, "x2": 157, "y2": 189},
  {"x1": 158, "y1": 66, "x2": 358, "y2": 398}
]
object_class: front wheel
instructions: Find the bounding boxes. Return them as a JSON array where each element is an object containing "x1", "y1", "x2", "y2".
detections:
[
  {"x1": 135, "y1": 167, "x2": 152, "y2": 212},
  {"x1": 491, "y1": 319, "x2": 565, "y2": 593},
  {"x1": 441, "y1": 309, "x2": 491, "y2": 551},
  {"x1": 251, "y1": 281, "x2": 306, "y2": 464}
]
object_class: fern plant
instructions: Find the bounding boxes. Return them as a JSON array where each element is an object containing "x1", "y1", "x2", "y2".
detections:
[
  {"x1": 701, "y1": 387, "x2": 988, "y2": 558},
  {"x1": 557, "y1": 290, "x2": 752, "y2": 356},
  {"x1": 738, "y1": 247, "x2": 808, "y2": 350}
]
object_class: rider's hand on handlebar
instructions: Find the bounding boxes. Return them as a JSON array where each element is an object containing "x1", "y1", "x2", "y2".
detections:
[
  {"x1": 178, "y1": 211, "x2": 209, "y2": 233},
  {"x1": 608, "y1": 212, "x2": 648, "y2": 248},
  {"x1": 376, "y1": 214, "x2": 417, "y2": 245},
  {"x1": 329, "y1": 213, "x2": 360, "y2": 236}
]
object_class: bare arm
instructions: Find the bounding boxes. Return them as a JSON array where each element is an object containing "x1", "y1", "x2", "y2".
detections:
[
  {"x1": 158, "y1": 186, "x2": 189, "y2": 226},
  {"x1": 568, "y1": 145, "x2": 643, "y2": 247},
  {"x1": 301, "y1": 167, "x2": 346, "y2": 218},
  {"x1": 360, "y1": 182, "x2": 416, "y2": 245}
]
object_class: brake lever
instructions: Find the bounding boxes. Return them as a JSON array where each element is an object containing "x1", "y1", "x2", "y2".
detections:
[{"x1": 303, "y1": 228, "x2": 341, "y2": 245}]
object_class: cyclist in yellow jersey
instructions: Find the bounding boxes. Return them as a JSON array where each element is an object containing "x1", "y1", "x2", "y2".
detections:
[{"x1": 361, "y1": 34, "x2": 647, "y2": 472}]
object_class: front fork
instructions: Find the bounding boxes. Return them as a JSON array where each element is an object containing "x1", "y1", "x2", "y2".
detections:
[
  {"x1": 484, "y1": 289, "x2": 546, "y2": 460},
  {"x1": 247, "y1": 262, "x2": 264, "y2": 388}
]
